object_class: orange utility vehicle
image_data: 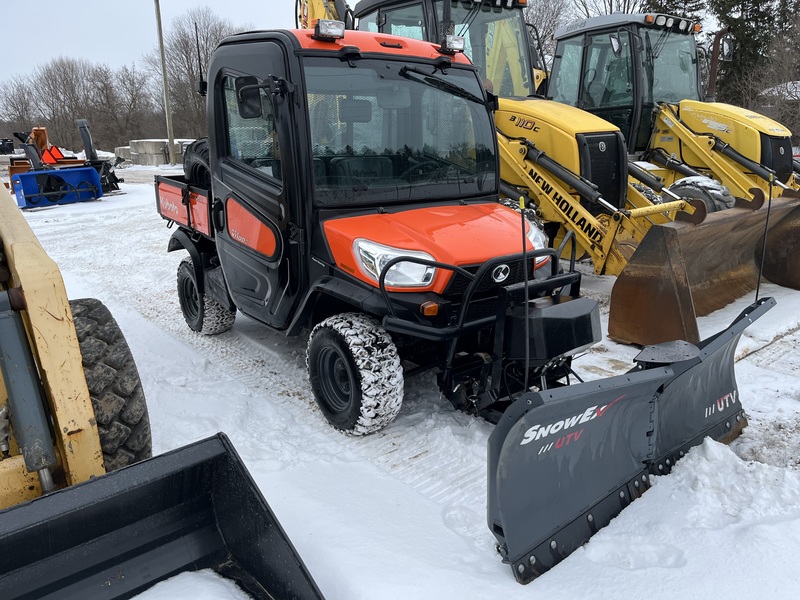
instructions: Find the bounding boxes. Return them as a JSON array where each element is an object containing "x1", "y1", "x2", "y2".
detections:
[{"x1": 156, "y1": 23, "x2": 772, "y2": 583}]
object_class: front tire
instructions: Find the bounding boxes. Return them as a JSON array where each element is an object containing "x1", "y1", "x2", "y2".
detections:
[
  {"x1": 71, "y1": 298, "x2": 152, "y2": 472},
  {"x1": 307, "y1": 313, "x2": 403, "y2": 436},
  {"x1": 177, "y1": 257, "x2": 236, "y2": 335}
]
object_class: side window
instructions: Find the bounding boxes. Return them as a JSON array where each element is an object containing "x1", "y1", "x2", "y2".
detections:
[
  {"x1": 549, "y1": 39, "x2": 583, "y2": 106},
  {"x1": 358, "y1": 11, "x2": 378, "y2": 32},
  {"x1": 590, "y1": 32, "x2": 634, "y2": 108},
  {"x1": 383, "y1": 4, "x2": 426, "y2": 40},
  {"x1": 221, "y1": 74, "x2": 282, "y2": 182}
]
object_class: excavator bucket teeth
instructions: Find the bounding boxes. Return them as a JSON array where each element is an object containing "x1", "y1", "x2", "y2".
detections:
[
  {"x1": 0, "y1": 434, "x2": 324, "y2": 600},
  {"x1": 608, "y1": 196, "x2": 799, "y2": 346},
  {"x1": 488, "y1": 298, "x2": 773, "y2": 584}
]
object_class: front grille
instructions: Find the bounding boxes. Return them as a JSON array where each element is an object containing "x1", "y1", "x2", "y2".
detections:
[
  {"x1": 443, "y1": 259, "x2": 535, "y2": 300},
  {"x1": 577, "y1": 132, "x2": 627, "y2": 212},
  {"x1": 443, "y1": 257, "x2": 538, "y2": 323},
  {"x1": 760, "y1": 133, "x2": 793, "y2": 184}
]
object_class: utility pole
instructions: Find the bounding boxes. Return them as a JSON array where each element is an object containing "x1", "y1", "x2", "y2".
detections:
[{"x1": 154, "y1": 0, "x2": 177, "y2": 165}]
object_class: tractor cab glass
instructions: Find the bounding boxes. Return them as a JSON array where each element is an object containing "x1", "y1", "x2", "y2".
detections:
[
  {"x1": 550, "y1": 29, "x2": 636, "y2": 140},
  {"x1": 432, "y1": 0, "x2": 534, "y2": 97},
  {"x1": 641, "y1": 28, "x2": 700, "y2": 103},
  {"x1": 302, "y1": 57, "x2": 497, "y2": 207}
]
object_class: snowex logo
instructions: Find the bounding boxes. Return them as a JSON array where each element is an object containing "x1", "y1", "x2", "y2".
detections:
[
  {"x1": 703, "y1": 390, "x2": 739, "y2": 419},
  {"x1": 520, "y1": 395, "x2": 625, "y2": 456}
]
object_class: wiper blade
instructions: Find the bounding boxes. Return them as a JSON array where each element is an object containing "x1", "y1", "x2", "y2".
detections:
[{"x1": 399, "y1": 66, "x2": 485, "y2": 105}]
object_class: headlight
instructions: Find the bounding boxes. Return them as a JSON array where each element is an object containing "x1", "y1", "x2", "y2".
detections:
[
  {"x1": 354, "y1": 239, "x2": 437, "y2": 287},
  {"x1": 525, "y1": 219, "x2": 550, "y2": 265}
]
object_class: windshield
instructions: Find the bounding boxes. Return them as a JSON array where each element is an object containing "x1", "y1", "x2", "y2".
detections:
[
  {"x1": 642, "y1": 28, "x2": 700, "y2": 102},
  {"x1": 433, "y1": 0, "x2": 533, "y2": 96},
  {"x1": 303, "y1": 57, "x2": 497, "y2": 207}
]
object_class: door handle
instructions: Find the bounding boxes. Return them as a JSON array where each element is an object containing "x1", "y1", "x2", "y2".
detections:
[{"x1": 212, "y1": 200, "x2": 225, "y2": 232}]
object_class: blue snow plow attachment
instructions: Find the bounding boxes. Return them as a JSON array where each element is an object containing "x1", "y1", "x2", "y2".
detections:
[
  {"x1": 488, "y1": 297, "x2": 774, "y2": 584},
  {"x1": 0, "y1": 433, "x2": 324, "y2": 600}
]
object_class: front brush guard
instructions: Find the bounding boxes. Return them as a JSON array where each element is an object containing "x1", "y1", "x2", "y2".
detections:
[{"x1": 487, "y1": 297, "x2": 774, "y2": 584}]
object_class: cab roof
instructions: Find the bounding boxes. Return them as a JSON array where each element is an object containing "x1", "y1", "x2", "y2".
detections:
[{"x1": 220, "y1": 28, "x2": 472, "y2": 65}]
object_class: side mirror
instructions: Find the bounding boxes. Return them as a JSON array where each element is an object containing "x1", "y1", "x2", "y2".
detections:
[
  {"x1": 236, "y1": 76, "x2": 262, "y2": 119},
  {"x1": 721, "y1": 35, "x2": 734, "y2": 61},
  {"x1": 610, "y1": 34, "x2": 622, "y2": 57}
]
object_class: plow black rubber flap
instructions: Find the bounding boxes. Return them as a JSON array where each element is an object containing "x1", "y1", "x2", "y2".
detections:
[
  {"x1": 0, "y1": 433, "x2": 324, "y2": 600},
  {"x1": 487, "y1": 297, "x2": 775, "y2": 584}
]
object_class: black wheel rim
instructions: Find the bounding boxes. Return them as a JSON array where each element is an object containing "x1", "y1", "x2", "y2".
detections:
[
  {"x1": 316, "y1": 346, "x2": 355, "y2": 413},
  {"x1": 180, "y1": 275, "x2": 200, "y2": 323}
]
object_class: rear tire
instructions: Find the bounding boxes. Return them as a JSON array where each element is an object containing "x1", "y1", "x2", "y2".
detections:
[
  {"x1": 71, "y1": 298, "x2": 152, "y2": 472},
  {"x1": 177, "y1": 257, "x2": 236, "y2": 335},
  {"x1": 307, "y1": 313, "x2": 403, "y2": 436}
]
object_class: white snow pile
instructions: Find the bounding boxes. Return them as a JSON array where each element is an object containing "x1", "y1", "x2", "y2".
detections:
[{"x1": 18, "y1": 172, "x2": 800, "y2": 599}]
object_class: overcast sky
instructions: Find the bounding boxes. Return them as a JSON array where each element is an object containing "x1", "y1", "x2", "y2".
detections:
[{"x1": 1, "y1": 1, "x2": 297, "y2": 81}]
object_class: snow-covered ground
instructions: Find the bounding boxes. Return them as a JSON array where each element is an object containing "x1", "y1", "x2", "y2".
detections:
[{"x1": 19, "y1": 171, "x2": 800, "y2": 599}]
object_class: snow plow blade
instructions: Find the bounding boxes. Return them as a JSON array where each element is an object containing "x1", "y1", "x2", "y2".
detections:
[
  {"x1": 0, "y1": 433, "x2": 324, "y2": 600},
  {"x1": 608, "y1": 195, "x2": 799, "y2": 346},
  {"x1": 488, "y1": 297, "x2": 774, "y2": 584}
]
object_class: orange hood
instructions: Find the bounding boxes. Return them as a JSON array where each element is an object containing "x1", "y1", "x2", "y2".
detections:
[{"x1": 323, "y1": 203, "x2": 538, "y2": 292}]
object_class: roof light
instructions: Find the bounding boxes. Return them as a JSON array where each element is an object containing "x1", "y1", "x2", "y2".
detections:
[
  {"x1": 655, "y1": 15, "x2": 667, "y2": 26},
  {"x1": 645, "y1": 14, "x2": 655, "y2": 24},
  {"x1": 439, "y1": 35, "x2": 466, "y2": 55},
  {"x1": 666, "y1": 17, "x2": 674, "y2": 28},
  {"x1": 693, "y1": 23, "x2": 702, "y2": 33},
  {"x1": 313, "y1": 19, "x2": 346, "y2": 41},
  {"x1": 678, "y1": 20, "x2": 688, "y2": 31}
]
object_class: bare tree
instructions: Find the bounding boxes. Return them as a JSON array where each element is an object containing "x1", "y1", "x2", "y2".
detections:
[
  {"x1": 574, "y1": 0, "x2": 649, "y2": 17},
  {"x1": 0, "y1": 75, "x2": 37, "y2": 136},
  {"x1": 144, "y1": 7, "x2": 246, "y2": 138},
  {"x1": 752, "y1": 15, "x2": 800, "y2": 141},
  {"x1": 26, "y1": 57, "x2": 97, "y2": 149},
  {"x1": 524, "y1": 0, "x2": 577, "y2": 58}
]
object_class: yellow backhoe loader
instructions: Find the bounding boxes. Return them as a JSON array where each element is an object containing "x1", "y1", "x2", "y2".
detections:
[
  {"x1": 547, "y1": 13, "x2": 800, "y2": 342},
  {"x1": 295, "y1": 0, "x2": 800, "y2": 346},
  {"x1": 0, "y1": 184, "x2": 323, "y2": 599}
]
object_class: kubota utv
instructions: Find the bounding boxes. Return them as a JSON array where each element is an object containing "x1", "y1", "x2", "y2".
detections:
[{"x1": 157, "y1": 22, "x2": 774, "y2": 583}]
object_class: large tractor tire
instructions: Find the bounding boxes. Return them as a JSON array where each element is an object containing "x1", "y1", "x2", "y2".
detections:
[
  {"x1": 177, "y1": 257, "x2": 236, "y2": 335},
  {"x1": 183, "y1": 137, "x2": 211, "y2": 189},
  {"x1": 668, "y1": 177, "x2": 735, "y2": 212},
  {"x1": 70, "y1": 298, "x2": 152, "y2": 472},
  {"x1": 307, "y1": 313, "x2": 404, "y2": 436}
]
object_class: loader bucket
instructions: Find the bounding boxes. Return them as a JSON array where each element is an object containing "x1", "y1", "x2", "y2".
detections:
[
  {"x1": 761, "y1": 204, "x2": 800, "y2": 290},
  {"x1": 487, "y1": 298, "x2": 773, "y2": 584},
  {"x1": 0, "y1": 433, "x2": 324, "y2": 600},
  {"x1": 608, "y1": 195, "x2": 800, "y2": 346}
]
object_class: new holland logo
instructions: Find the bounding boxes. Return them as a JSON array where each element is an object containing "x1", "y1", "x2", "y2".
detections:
[
  {"x1": 492, "y1": 264, "x2": 510, "y2": 283},
  {"x1": 598, "y1": 141, "x2": 607, "y2": 152}
]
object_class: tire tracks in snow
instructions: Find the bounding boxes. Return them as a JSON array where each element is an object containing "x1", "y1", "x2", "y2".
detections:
[{"x1": 25, "y1": 191, "x2": 499, "y2": 548}]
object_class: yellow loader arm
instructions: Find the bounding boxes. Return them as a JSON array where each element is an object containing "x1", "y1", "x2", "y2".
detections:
[
  {"x1": 296, "y1": 0, "x2": 346, "y2": 28},
  {"x1": 0, "y1": 186, "x2": 104, "y2": 509},
  {"x1": 650, "y1": 101, "x2": 800, "y2": 202}
]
